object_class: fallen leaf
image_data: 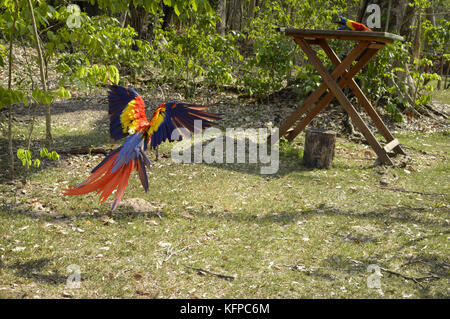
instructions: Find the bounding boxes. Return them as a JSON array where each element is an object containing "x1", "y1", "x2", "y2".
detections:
[
  {"x1": 181, "y1": 212, "x2": 194, "y2": 219},
  {"x1": 101, "y1": 216, "x2": 116, "y2": 225},
  {"x1": 145, "y1": 220, "x2": 159, "y2": 226}
]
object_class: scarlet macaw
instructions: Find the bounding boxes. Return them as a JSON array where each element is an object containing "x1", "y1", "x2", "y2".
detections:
[
  {"x1": 64, "y1": 84, "x2": 221, "y2": 210},
  {"x1": 337, "y1": 16, "x2": 372, "y2": 32}
]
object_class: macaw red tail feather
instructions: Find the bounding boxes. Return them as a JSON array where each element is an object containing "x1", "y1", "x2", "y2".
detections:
[
  {"x1": 64, "y1": 152, "x2": 138, "y2": 210},
  {"x1": 64, "y1": 153, "x2": 120, "y2": 196},
  {"x1": 111, "y1": 161, "x2": 134, "y2": 210}
]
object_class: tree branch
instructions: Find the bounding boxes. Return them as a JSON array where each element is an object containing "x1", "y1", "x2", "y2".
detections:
[
  {"x1": 184, "y1": 265, "x2": 236, "y2": 280},
  {"x1": 26, "y1": 0, "x2": 52, "y2": 144},
  {"x1": 7, "y1": 0, "x2": 19, "y2": 180}
]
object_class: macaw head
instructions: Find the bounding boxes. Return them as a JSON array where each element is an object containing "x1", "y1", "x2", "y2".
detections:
[
  {"x1": 338, "y1": 16, "x2": 347, "y2": 26},
  {"x1": 126, "y1": 87, "x2": 139, "y2": 98},
  {"x1": 108, "y1": 84, "x2": 138, "y2": 102}
]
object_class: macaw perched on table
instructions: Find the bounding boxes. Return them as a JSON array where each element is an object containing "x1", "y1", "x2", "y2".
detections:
[
  {"x1": 337, "y1": 16, "x2": 372, "y2": 32},
  {"x1": 64, "y1": 84, "x2": 221, "y2": 210}
]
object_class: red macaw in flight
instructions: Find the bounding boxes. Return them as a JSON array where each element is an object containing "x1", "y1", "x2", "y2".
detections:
[
  {"x1": 337, "y1": 16, "x2": 372, "y2": 32},
  {"x1": 64, "y1": 84, "x2": 221, "y2": 210}
]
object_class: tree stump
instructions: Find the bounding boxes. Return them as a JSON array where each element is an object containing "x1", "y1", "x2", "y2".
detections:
[{"x1": 303, "y1": 128, "x2": 336, "y2": 169}]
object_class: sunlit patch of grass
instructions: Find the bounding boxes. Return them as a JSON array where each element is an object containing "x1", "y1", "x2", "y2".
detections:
[{"x1": 429, "y1": 79, "x2": 450, "y2": 105}]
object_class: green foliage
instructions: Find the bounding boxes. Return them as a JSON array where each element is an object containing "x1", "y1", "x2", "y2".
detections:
[
  {"x1": 294, "y1": 64, "x2": 321, "y2": 97},
  {"x1": 94, "y1": 0, "x2": 213, "y2": 16},
  {"x1": 31, "y1": 87, "x2": 72, "y2": 105},
  {"x1": 153, "y1": 13, "x2": 242, "y2": 97},
  {"x1": 238, "y1": 0, "x2": 350, "y2": 100},
  {"x1": 357, "y1": 42, "x2": 412, "y2": 122},
  {"x1": 203, "y1": 30, "x2": 243, "y2": 86},
  {"x1": 423, "y1": 19, "x2": 450, "y2": 54},
  {"x1": 410, "y1": 58, "x2": 441, "y2": 106},
  {"x1": 278, "y1": 138, "x2": 302, "y2": 159},
  {"x1": 0, "y1": 87, "x2": 27, "y2": 110},
  {"x1": 59, "y1": 63, "x2": 120, "y2": 89},
  {"x1": 16, "y1": 147, "x2": 59, "y2": 169},
  {"x1": 241, "y1": 4, "x2": 295, "y2": 100},
  {"x1": 0, "y1": 43, "x2": 6, "y2": 67},
  {"x1": 49, "y1": 13, "x2": 134, "y2": 85},
  {"x1": 409, "y1": 0, "x2": 432, "y2": 9},
  {"x1": 16, "y1": 148, "x2": 32, "y2": 167},
  {"x1": 39, "y1": 147, "x2": 60, "y2": 161}
]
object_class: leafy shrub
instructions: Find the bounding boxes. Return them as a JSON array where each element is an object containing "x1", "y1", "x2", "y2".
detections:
[
  {"x1": 241, "y1": 4, "x2": 295, "y2": 100},
  {"x1": 50, "y1": 12, "x2": 147, "y2": 86},
  {"x1": 152, "y1": 13, "x2": 242, "y2": 97},
  {"x1": 357, "y1": 42, "x2": 411, "y2": 122}
]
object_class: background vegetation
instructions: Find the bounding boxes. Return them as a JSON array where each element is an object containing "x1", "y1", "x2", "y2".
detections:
[{"x1": 0, "y1": 0, "x2": 449, "y2": 178}]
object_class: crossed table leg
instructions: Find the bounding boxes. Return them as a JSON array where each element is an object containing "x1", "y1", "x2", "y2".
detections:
[{"x1": 276, "y1": 38, "x2": 404, "y2": 165}]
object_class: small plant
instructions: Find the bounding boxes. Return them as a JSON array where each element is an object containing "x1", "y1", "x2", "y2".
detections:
[
  {"x1": 16, "y1": 147, "x2": 59, "y2": 171},
  {"x1": 410, "y1": 58, "x2": 441, "y2": 106},
  {"x1": 295, "y1": 63, "x2": 322, "y2": 97},
  {"x1": 278, "y1": 138, "x2": 303, "y2": 159}
]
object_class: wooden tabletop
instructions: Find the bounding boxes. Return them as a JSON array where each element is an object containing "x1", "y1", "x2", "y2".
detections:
[{"x1": 278, "y1": 28, "x2": 404, "y2": 43}]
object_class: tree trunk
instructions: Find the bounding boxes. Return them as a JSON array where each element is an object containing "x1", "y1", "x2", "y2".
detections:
[
  {"x1": 399, "y1": 1, "x2": 416, "y2": 40},
  {"x1": 362, "y1": 0, "x2": 415, "y2": 36},
  {"x1": 127, "y1": 2, "x2": 149, "y2": 40},
  {"x1": 7, "y1": 0, "x2": 19, "y2": 179},
  {"x1": 445, "y1": 57, "x2": 449, "y2": 89},
  {"x1": 227, "y1": 0, "x2": 242, "y2": 31},
  {"x1": 412, "y1": 8, "x2": 422, "y2": 70},
  {"x1": 437, "y1": 54, "x2": 444, "y2": 90},
  {"x1": 385, "y1": 0, "x2": 392, "y2": 32},
  {"x1": 357, "y1": 0, "x2": 369, "y2": 22},
  {"x1": 161, "y1": 3, "x2": 174, "y2": 31},
  {"x1": 248, "y1": 0, "x2": 255, "y2": 28},
  {"x1": 303, "y1": 128, "x2": 336, "y2": 169},
  {"x1": 218, "y1": 0, "x2": 227, "y2": 35},
  {"x1": 425, "y1": 5, "x2": 435, "y2": 27},
  {"x1": 27, "y1": 0, "x2": 52, "y2": 145},
  {"x1": 233, "y1": 0, "x2": 242, "y2": 31}
]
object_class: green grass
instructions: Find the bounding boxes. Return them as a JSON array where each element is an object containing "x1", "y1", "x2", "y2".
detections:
[
  {"x1": 429, "y1": 79, "x2": 450, "y2": 105},
  {"x1": 0, "y1": 101, "x2": 449, "y2": 299}
]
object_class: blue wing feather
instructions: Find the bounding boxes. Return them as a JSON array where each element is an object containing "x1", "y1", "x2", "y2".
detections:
[
  {"x1": 112, "y1": 133, "x2": 143, "y2": 173},
  {"x1": 149, "y1": 101, "x2": 221, "y2": 149}
]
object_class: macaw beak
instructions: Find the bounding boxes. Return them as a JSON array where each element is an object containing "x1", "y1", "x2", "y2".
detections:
[{"x1": 332, "y1": 15, "x2": 345, "y2": 25}]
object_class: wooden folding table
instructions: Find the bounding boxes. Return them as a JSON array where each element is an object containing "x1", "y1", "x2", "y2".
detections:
[{"x1": 275, "y1": 28, "x2": 406, "y2": 165}]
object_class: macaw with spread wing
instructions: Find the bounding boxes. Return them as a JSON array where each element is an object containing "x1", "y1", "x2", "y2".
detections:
[
  {"x1": 64, "y1": 84, "x2": 221, "y2": 210},
  {"x1": 337, "y1": 16, "x2": 372, "y2": 32}
]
